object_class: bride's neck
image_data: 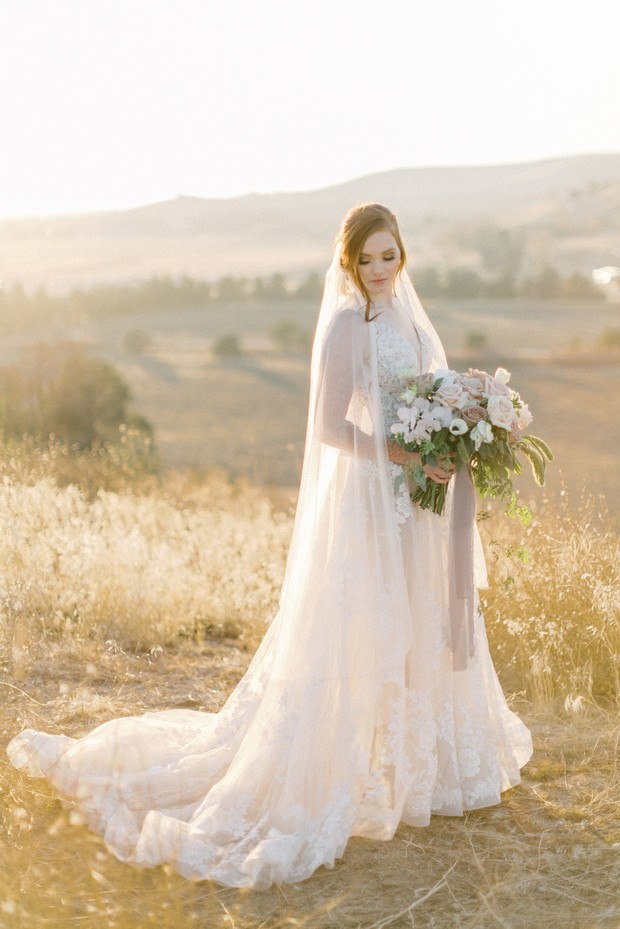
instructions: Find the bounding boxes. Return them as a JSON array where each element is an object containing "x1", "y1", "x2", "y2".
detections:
[{"x1": 370, "y1": 295, "x2": 397, "y2": 311}]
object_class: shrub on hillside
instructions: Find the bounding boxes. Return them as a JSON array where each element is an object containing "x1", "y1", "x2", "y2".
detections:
[
  {"x1": 123, "y1": 328, "x2": 152, "y2": 354},
  {"x1": 268, "y1": 320, "x2": 311, "y2": 353},
  {"x1": 212, "y1": 333, "x2": 242, "y2": 357},
  {"x1": 0, "y1": 341, "x2": 157, "y2": 467}
]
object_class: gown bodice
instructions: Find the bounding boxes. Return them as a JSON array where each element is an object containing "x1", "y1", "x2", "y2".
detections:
[
  {"x1": 373, "y1": 315, "x2": 432, "y2": 438},
  {"x1": 372, "y1": 315, "x2": 433, "y2": 523}
]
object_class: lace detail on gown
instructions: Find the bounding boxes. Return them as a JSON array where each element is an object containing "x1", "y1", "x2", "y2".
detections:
[
  {"x1": 6, "y1": 309, "x2": 533, "y2": 889},
  {"x1": 374, "y1": 316, "x2": 431, "y2": 524}
]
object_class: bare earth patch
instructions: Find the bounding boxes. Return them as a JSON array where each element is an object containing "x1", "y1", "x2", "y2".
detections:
[{"x1": 1, "y1": 643, "x2": 619, "y2": 929}]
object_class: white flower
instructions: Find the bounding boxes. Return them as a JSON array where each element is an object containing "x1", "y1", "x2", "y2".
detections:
[
  {"x1": 399, "y1": 387, "x2": 418, "y2": 404},
  {"x1": 517, "y1": 402, "x2": 533, "y2": 429},
  {"x1": 487, "y1": 394, "x2": 517, "y2": 430},
  {"x1": 470, "y1": 421, "x2": 494, "y2": 449},
  {"x1": 433, "y1": 405, "x2": 454, "y2": 428},
  {"x1": 420, "y1": 410, "x2": 444, "y2": 433},
  {"x1": 493, "y1": 367, "x2": 511, "y2": 385},
  {"x1": 400, "y1": 405, "x2": 420, "y2": 424},
  {"x1": 449, "y1": 418, "x2": 468, "y2": 435},
  {"x1": 413, "y1": 396, "x2": 431, "y2": 414}
]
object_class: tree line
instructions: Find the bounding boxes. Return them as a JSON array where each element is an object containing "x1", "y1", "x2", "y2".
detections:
[{"x1": 0, "y1": 264, "x2": 604, "y2": 336}]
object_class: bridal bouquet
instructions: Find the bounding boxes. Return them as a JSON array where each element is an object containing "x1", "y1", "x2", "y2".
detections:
[{"x1": 390, "y1": 366, "x2": 553, "y2": 517}]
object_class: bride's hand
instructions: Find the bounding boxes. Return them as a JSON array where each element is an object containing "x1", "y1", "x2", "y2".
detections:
[
  {"x1": 387, "y1": 443, "x2": 455, "y2": 484},
  {"x1": 423, "y1": 461, "x2": 456, "y2": 484},
  {"x1": 387, "y1": 442, "x2": 421, "y2": 467}
]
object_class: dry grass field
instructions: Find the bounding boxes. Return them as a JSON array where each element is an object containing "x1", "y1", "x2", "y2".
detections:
[{"x1": 0, "y1": 455, "x2": 618, "y2": 928}]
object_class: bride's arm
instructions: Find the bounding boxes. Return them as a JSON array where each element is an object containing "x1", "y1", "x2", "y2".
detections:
[{"x1": 315, "y1": 311, "x2": 375, "y2": 458}]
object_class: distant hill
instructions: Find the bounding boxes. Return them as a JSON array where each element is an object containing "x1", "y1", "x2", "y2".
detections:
[{"x1": 2, "y1": 153, "x2": 619, "y2": 291}]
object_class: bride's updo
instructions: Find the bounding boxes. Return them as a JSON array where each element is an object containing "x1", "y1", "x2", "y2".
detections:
[{"x1": 336, "y1": 203, "x2": 407, "y2": 321}]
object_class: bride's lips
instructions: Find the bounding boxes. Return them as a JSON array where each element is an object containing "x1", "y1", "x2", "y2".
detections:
[{"x1": 371, "y1": 279, "x2": 387, "y2": 284}]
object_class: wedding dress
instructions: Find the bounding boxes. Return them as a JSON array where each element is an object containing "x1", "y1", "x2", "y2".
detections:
[{"x1": 6, "y1": 251, "x2": 532, "y2": 889}]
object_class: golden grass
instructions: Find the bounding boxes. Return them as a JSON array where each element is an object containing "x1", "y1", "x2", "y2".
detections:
[
  {"x1": 1, "y1": 651, "x2": 619, "y2": 929},
  {"x1": 481, "y1": 493, "x2": 620, "y2": 703},
  {"x1": 0, "y1": 454, "x2": 619, "y2": 927},
  {"x1": 0, "y1": 467, "x2": 290, "y2": 665}
]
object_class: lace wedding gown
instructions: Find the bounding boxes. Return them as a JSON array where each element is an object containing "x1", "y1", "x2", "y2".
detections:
[{"x1": 7, "y1": 308, "x2": 532, "y2": 889}]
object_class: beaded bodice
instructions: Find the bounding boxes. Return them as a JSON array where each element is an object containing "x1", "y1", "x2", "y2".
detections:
[{"x1": 374, "y1": 316, "x2": 431, "y2": 437}]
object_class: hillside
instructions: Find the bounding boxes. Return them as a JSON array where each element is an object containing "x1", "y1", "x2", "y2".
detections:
[{"x1": 1, "y1": 153, "x2": 619, "y2": 291}]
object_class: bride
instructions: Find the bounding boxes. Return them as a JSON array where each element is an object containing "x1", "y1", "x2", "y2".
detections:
[{"x1": 7, "y1": 202, "x2": 532, "y2": 889}]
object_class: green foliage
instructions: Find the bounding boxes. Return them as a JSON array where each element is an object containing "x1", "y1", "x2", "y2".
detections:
[
  {"x1": 295, "y1": 271, "x2": 323, "y2": 299},
  {"x1": 123, "y1": 328, "x2": 152, "y2": 354},
  {"x1": 444, "y1": 268, "x2": 485, "y2": 298},
  {"x1": 264, "y1": 273, "x2": 287, "y2": 299},
  {"x1": 452, "y1": 224, "x2": 525, "y2": 275},
  {"x1": 0, "y1": 341, "x2": 155, "y2": 453},
  {"x1": 465, "y1": 330, "x2": 488, "y2": 350},
  {"x1": 522, "y1": 265, "x2": 563, "y2": 299},
  {"x1": 410, "y1": 266, "x2": 441, "y2": 298},
  {"x1": 483, "y1": 269, "x2": 517, "y2": 298},
  {"x1": 212, "y1": 333, "x2": 242, "y2": 357},
  {"x1": 268, "y1": 319, "x2": 311, "y2": 352},
  {"x1": 563, "y1": 272, "x2": 605, "y2": 301},
  {"x1": 217, "y1": 276, "x2": 248, "y2": 301}
]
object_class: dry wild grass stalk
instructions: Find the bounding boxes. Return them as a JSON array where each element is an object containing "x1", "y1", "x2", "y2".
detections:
[
  {"x1": 481, "y1": 491, "x2": 620, "y2": 703},
  {"x1": 0, "y1": 469, "x2": 291, "y2": 664},
  {"x1": 0, "y1": 452, "x2": 619, "y2": 928}
]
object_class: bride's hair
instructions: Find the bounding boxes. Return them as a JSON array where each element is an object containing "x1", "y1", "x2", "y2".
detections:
[{"x1": 336, "y1": 202, "x2": 407, "y2": 321}]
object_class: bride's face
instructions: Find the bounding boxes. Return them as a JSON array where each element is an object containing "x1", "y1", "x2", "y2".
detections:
[{"x1": 357, "y1": 229, "x2": 401, "y2": 302}]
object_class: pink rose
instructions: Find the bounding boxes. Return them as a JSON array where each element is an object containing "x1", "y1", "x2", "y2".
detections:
[
  {"x1": 487, "y1": 378, "x2": 513, "y2": 398},
  {"x1": 487, "y1": 394, "x2": 517, "y2": 431},
  {"x1": 435, "y1": 381, "x2": 467, "y2": 409},
  {"x1": 460, "y1": 373, "x2": 487, "y2": 400},
  {"x1": 462, "y1": 404, "x2": 487, "y2": 423}
]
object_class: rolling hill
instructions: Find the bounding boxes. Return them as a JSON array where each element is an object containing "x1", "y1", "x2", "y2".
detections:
[{"x1": 2, "y1": 153, "x2": 619, "y2": 291}]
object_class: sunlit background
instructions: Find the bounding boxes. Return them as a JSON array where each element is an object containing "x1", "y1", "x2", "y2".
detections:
[
  {"x1": 0, "y1": 0, "x2": 618, "y2": 504},
  {"x1": 1, "y1": 0, "x2": 619, "y2": 217}
]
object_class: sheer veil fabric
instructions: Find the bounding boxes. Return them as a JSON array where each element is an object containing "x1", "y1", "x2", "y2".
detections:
[{"x1": 7, "y1": 246, "x2": 533, "y2": 889}]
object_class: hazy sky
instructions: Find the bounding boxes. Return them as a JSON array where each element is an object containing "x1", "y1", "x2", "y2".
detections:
[{"x1": 1, "y1": 0, "x2": 618, "y2": 219}]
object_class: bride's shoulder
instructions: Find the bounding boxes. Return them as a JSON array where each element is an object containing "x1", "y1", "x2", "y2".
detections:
[
  {"x1": 327, "y1": 306, "x2": 367, "y2": 334},
  {"x1": 323, "y1": 308, "x2": 369, "y2": 351}
]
